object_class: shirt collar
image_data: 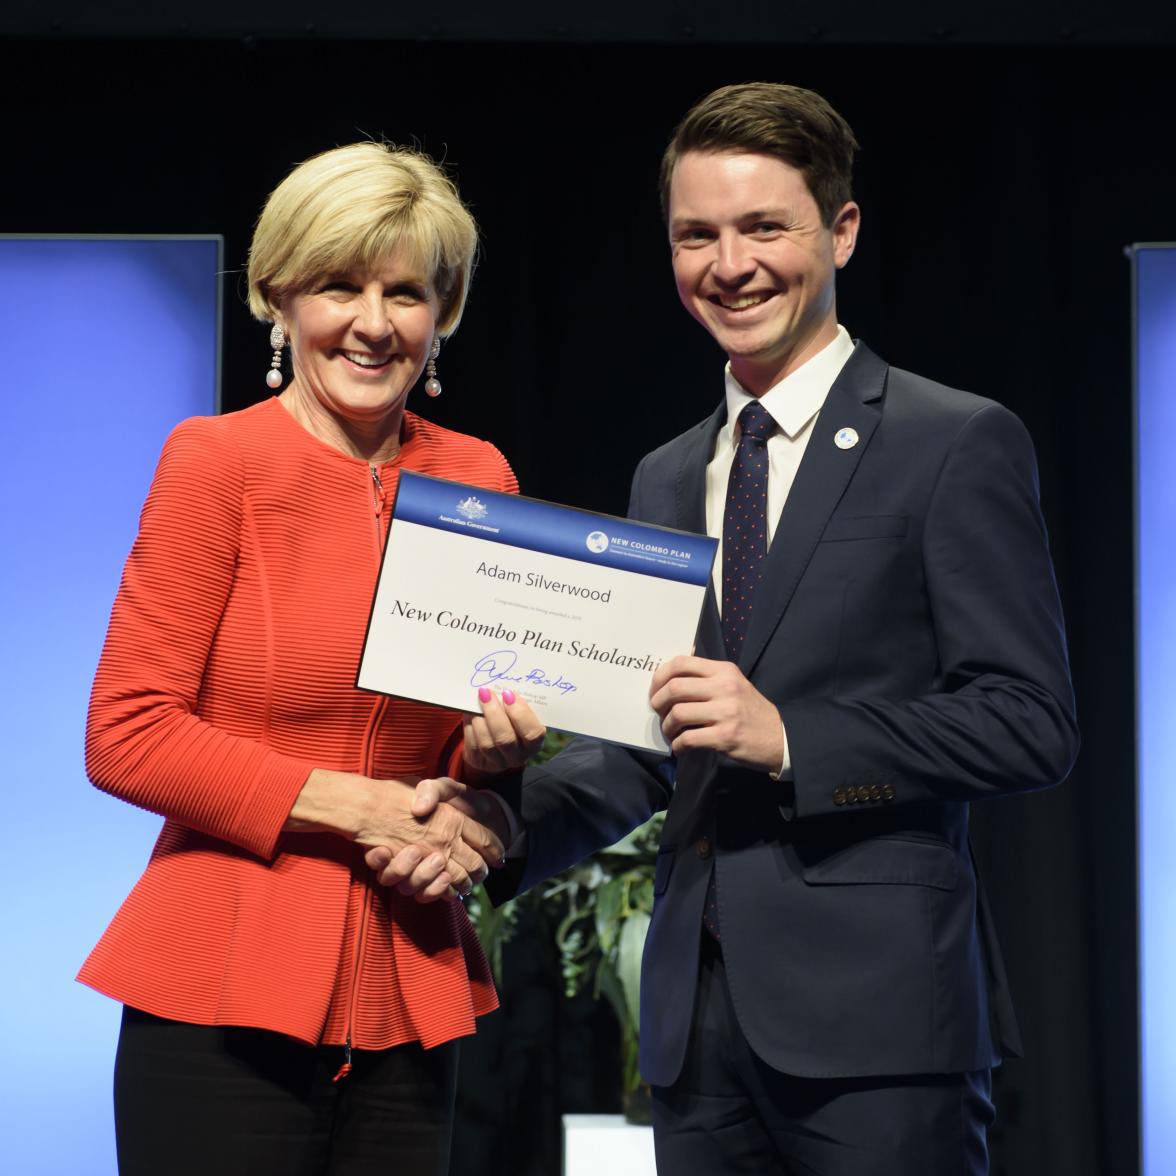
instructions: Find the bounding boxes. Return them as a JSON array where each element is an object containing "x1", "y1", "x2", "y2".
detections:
[{"x1": 722, "y1": 326, "x2": 856, "y2": 440}]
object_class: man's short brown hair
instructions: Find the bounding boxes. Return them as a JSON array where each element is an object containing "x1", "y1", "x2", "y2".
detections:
[{"x1": 659, "y1": 82, "x2": 859, "y2": 228}]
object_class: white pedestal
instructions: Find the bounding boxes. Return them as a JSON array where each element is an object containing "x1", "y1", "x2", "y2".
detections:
[{"x1": 562, "y1": 1114, "x2": 656, "y2": 1176}]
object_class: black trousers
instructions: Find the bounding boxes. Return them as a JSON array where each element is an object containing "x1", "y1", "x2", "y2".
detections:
[
  {"x1": 652, "y1": 937, "x2": 995, "y2": 1176},
  {"x1": 113, "y1": 1006, "x2": 458, "y2": 1176}
]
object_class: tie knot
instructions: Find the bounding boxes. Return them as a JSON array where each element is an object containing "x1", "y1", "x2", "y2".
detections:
[{"x1": 738, "y1": 401, "x2": 775, "y2": 444}]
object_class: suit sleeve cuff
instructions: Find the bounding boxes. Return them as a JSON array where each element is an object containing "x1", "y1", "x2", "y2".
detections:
[
  {"x1": 482, "y1": 787, "x2": 527, "y2": 857},
  {"x1": 768, "y1": 717, "x2": 792, "y2": 782}
]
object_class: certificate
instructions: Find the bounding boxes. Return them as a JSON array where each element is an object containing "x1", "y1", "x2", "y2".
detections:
[{"x1": 357, "y1": 472, "x2": 718, "y2": 752}]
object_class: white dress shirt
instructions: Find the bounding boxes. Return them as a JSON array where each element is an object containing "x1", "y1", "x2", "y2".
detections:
[{"x1": 706, "y1": 326, "x2": 857, "y2": 779}]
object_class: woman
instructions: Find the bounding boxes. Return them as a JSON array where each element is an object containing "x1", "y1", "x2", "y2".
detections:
[{"x1": 79, "y1": 142, "x2": 543, "y2": 1175}]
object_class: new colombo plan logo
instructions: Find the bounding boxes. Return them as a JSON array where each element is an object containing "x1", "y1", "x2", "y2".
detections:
[
  {"x1": 585, "y1": 530, "x2": 610, "y2": 554},
  {"x1": 455, "y1": 495, "x2": 489, "y2": 520}
]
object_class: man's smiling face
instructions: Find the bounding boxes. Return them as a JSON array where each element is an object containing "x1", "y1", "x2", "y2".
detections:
[{"x1": 668, "y1": 150, "x2": 858, "y2": 396}]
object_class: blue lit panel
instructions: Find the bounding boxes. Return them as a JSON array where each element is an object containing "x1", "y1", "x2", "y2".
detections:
[
  {"x1": 0, "y1": 237, "x2": 220, "y2": 1174},
  {"x1": 1135, "y1": 243, "x2": 1176, "y2": 1176}
]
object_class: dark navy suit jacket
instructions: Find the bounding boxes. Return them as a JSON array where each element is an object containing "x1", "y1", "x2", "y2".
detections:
[{"x1": 494, "y1": 342, "x2": 1078, "y2": 1088}]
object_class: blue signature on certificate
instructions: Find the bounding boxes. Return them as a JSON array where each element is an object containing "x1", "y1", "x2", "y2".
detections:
[{"x1": 470, "y1": 649, "x2": 578, "y2": 696}]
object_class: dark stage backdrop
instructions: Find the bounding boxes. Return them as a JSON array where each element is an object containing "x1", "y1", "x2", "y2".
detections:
[{"x1": 2, "y1": 36, "x2": 1163, "y2": 1176}]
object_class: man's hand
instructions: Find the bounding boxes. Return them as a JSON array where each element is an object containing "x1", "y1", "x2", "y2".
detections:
[
  {"x1": 462, "y1": 687, "x2": 546, "y2": 778},
  {"x1": 364, "y1": 777, "x2": 512, "y2": 895},
  {"x1": 650, "y1": 654, "x2": 784, "y2": 771}
]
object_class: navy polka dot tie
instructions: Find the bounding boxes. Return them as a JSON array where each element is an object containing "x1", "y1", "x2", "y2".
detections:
[
  {"x1": 722, "y1": 401, "x2": 775, "y2": 660},
  {"x1": 704, "y1": 401, "x2": 774, "y2": 941}
]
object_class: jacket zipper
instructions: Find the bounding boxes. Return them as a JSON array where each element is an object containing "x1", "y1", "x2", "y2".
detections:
[
  {"x1": 333, "y1": 465, "x2": 391, "y2": 1083},
  {"x1": 370, "y1": 466, "x2": 384, "y2": 519}
]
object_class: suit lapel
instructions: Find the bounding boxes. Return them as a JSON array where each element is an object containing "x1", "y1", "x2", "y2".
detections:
[
  {"x1": 675, "y1": 403, "x2": 726, "y2": 659},
  {"x1": 739, "y1": 343, "x2": 889, "y2": 677}
]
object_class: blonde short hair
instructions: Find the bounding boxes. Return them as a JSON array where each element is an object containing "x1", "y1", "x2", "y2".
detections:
[{"x1": 247, "y1": 142, "x2": 478, "y2": 335}]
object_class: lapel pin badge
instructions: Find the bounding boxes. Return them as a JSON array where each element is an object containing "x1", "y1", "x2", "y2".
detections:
[{"x1": 834, "y1": 427, "x2": 859, "y2": 450}]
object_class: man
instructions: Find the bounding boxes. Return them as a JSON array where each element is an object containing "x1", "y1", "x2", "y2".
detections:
[{"x1": 378, "y1": 82, "x2": 1078, "y2": 1174}]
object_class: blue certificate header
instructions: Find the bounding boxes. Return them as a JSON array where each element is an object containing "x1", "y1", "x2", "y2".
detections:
[{"x1": 393, "y1": 472, "x2": 717, "y2": 587}]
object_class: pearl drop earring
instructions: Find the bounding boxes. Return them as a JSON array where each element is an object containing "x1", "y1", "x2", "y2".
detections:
[
  {"x1": 266, "y1": 324, "x2": 285, "y2": 389},
  {"x1": 425, "y1": 337, "x2": 442, "y2": 398}
]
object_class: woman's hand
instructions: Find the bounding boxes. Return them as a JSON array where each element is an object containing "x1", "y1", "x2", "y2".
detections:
[
  {"x1": 364, "y1": 777, "x2": 512, "y2": 893},
  {"x1": 348, "y1": 686, "x2": 542, "y2": 901},
  {"x1": 462, "y1": 687, "x2": 546, "y2": 779},
  {"x1": 286, "y1": 769, "x2": 505, "y2": 900}
]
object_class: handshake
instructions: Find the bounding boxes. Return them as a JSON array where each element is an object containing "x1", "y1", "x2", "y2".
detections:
[
  {"x1": 361, "y1": 775, "x2": 514, "y2": 903},
  {"x1": 361, "y1": 685, "x2": 544, "y2": 903}
]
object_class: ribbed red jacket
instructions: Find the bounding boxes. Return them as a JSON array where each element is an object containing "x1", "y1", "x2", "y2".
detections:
[{"x1": 79, "y1": 397, "x2": 516, "y2": 1050}]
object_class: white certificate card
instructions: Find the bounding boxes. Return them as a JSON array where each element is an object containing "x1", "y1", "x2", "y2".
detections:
[{"x1": 357, "y1": 472, "x2": 718, "y2": 752}]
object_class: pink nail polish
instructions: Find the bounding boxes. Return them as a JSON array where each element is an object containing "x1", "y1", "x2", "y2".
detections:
[
  {"x1": 478, "y1": 686, "x2": 492, "y2": 703},
  {"x1": 502, "y1": 689, "x2": 516, "y2": 705}
]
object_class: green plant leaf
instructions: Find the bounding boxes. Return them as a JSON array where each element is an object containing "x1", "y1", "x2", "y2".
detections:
[
  {"x1": 533, "y1": 730, "x2": 572, "y2": 765},
  {"x1": 594, "y1": 877, "x2": 626, "y2": 955},
  {"x1": 602, "y1": 812, "x2": 664, "y2": 856},
  {"x1": 629, "y1": 874, "x2": 655, "y2": 915},
  {"x1": 595, "y1": 956, "x2": 630, "y2": 1030},
  {"x1": 467, "y1": 790, "x2": 665, "y2": 1080},
  {"x1": 617, "y1": 910, "x2": 650, "y2": 1032}
]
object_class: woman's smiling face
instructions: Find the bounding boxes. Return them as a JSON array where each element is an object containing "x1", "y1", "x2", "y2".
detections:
[{"x1": 280, "y1": 247, "x2": 441, "y2": 435}]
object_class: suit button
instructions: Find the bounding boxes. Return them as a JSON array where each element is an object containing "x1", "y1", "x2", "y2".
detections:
[
  {"x1": 869, "y1": 784, "x2": 881, "y2": 802},
  {"x1": 882, "y1": 784, "x2": 896, "y2": 802},
  {"x1": 847, "y1": 786, "x2": 860, "y2": 803},
  {"x1": 833, "y1": 788, "x2": 847, "y2": 806},
  {"x1": 695, "y1": 837, "x2": 712, "y2": 860}
]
